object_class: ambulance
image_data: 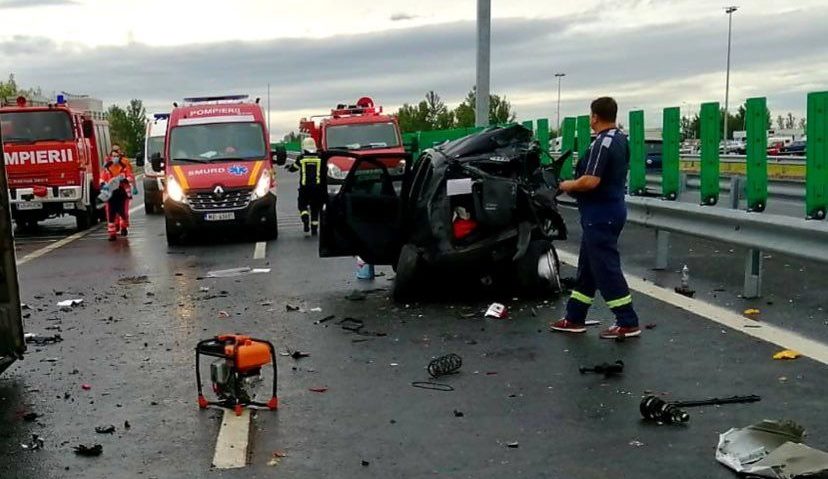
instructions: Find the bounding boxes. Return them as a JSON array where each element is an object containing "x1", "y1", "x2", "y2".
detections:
[
  {"x1": 0, "y1": 95, "x2": 111, "y2": 231},
  {"x1": 138, "y1": 113, "x2": 168, "y2": 214},
  {"x1": 155, "y1": 95, "x2": 285, "y2": 245}
]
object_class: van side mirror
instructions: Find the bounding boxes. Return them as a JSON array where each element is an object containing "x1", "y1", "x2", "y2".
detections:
[
  {"x1": 135, "y1": 151, "x2": 145, "y2": 167},
  {"x1": 271, "y1": 147, "x2": 287, "y2": 166},
  {"x1": 150, "y1": 152, "x2": 164, "y2": 172}
]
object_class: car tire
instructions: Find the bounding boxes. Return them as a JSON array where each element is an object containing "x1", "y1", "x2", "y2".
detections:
[
  {"x1": 515, "y1": 239, "x2": 562, "y2": 296},
  {"x1": 165, "y1": 216, "x2": 185, "y2": 246},
  {"x1": 392, "y1": 243, "x2": 420, "y2": 303},
  {"x1": 75, "y1": 205, "x2": 93, "y2": 231},
  {"x1": 257, "y1": 205, "x2": 279, "y2": 241},
  {"x1": 144, "y1": 201, "x2": 156, "y2": 215}
]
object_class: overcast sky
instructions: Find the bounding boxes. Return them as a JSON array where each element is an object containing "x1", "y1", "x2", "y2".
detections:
[{"x1": 0, "y1": 0, "x2": 823, "y2": 137}]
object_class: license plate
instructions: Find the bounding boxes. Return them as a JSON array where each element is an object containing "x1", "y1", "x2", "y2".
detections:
[
  {"x1": 204, "y1": 212, "x2": 235, "y2": 221},
  {"x1": 16, "y1": 202, "x2": 42, "y2": 210}
]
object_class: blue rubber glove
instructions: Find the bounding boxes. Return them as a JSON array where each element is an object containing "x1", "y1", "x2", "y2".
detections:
[{"x1": 132, "y1": 185, "x2": 139, "y2": 196}]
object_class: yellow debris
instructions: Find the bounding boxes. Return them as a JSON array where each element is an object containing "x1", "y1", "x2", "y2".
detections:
[
  {"x1": 743, "y1": 308, "x2": 761, "y2": 316},
  {"x1": 773, "y1": 350, "x2": 800, "y2": 360}
]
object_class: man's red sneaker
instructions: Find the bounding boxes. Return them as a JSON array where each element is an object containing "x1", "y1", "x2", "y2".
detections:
[
  {"x1": 550, "y1": 319, "x2": 586, "y2": 333},
  {"x1": 599, "y1": 324, "x2": 641, "y2": 339}
]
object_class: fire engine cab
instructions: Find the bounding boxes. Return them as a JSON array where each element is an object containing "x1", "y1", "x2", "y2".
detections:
[
  {"x1": 299, "y1": 97, "x2": 405, "y2": 191},
  {"x1": 155, "y1": 95, "x2": 286, "y2": 245},
  {"x1": 0, "y1": 95, "x2": 111, "y2": 231}
]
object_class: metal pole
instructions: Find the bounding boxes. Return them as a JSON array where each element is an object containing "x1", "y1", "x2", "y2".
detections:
[
  {"x1": 555, "y1": 73, "x2": 565, "y2": 134},
  {"x1": 475, "y1": 0, "x2": 491, "y2": 127},
  {"x1": 723, "y1": 6, "x2": 738, "y2": 143}
]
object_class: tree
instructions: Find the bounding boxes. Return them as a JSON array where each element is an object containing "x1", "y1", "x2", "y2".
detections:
[
  {"x1": 107, "y1": 99, "x2": 146, "y2": 157},
  {"x1": 785, "y1": 112, "x2": 796, "y2": 129},
  {"x1": 282, "y1": 131, "x2": 301, "y2": 143},
  {"x1": 0, "y1": 73, "x2": 43, "y2": 103},
  {"x1": 798, "y1": 118, "x2": 807, "y2": 130},
  {"x1": 776, "y1": 115, "x2": 785, "y2": 130},
  {"x1": 396, "y1": 101, "x2": 431, "y2": 133},
  {"x1": 453, "y1": 87, "x2": 516, "y2": 128}
]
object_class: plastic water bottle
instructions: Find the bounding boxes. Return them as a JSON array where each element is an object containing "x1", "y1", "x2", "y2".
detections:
[{"x1": 356, "y1": 257, "x2": 375, "y2": 280}]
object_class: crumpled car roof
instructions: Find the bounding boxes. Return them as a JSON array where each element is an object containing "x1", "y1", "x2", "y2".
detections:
[{"x1": 436, "y1": 124, "x2": 534, "y2": 161}]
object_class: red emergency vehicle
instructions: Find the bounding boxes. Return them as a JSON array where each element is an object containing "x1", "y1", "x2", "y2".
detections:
[
  {"x1": 0, "y1": 95, "x2": 111, "y2": 231},
  {"x1": 157, "y1": 95, "x2": 285, "y2": 245},
  {"x1": 299, "y1": 97, "x2": 405, "y2": 189}
]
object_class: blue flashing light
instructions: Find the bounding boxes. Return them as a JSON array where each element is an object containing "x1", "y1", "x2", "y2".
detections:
[{"x1": 56, "y1": 94, "x2": 66, "y2": 105}]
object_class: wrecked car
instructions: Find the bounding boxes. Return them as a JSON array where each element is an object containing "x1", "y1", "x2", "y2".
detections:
[{"x1": 319, "y1": 124, "x2": 568, "y2": 301}]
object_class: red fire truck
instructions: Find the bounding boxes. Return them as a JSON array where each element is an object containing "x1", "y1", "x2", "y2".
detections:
[
  {"x1": 299, "y1": 97, "x2": 405, "y2": 190},
  {"x1": 0, "y1": 95, "x2": 111, "y2": 231},
  {"x1": 155, "y1": 95, "x2": 285, "y2": 245}
]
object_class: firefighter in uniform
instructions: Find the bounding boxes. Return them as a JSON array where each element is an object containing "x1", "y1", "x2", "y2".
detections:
[
  {"x1": 550, "y1": 97, "x2": 641, "y2": 339},
  {"x1": 291, "y1": 137, "x2": 324, "y2": 236},
  {"x1": 100, "y1": 145, "x2": 136, "y2": 241}
]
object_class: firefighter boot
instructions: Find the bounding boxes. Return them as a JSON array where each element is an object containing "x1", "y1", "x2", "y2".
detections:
[
  {"x1": 121, "y1": 227, "x2": 128, "y2": 237},
  {"x1": 301, "y1": 215, "x2": 310, "y2": 234},
  {"x1": 311, "y1": 224, "x2": 318, "y2": 236}
]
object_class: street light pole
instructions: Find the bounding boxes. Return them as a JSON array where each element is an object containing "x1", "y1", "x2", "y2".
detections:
[
  {"x1": 475, "y1": 0, "x2": 491, "y2": 127},
  {"x1": 554, "y1": 73, "x2": 565, "y2": 134},
  {"x1": 723, "y1": 6, "x2": 738, "y2": 143}
]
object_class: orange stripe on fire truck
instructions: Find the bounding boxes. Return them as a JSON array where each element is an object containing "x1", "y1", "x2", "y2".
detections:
[
  {"x1": 172, "y1": 166, "x2": 190, "y2": 190},
  {"x1": 247, "y1": 161, "x2": 264, "y2": 186}
]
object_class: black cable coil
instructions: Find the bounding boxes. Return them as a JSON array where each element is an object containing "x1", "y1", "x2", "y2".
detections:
[{"x1": 428, "y1": 353, "x2": 463, "y2": 378}]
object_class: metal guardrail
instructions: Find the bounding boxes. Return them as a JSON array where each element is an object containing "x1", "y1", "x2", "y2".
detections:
[
  {"x1": 625, "y1": 196, "x2": 828, "y2": 263},
  {"x1": 646, "y1": 174, "x2": 805, "y2": 202}
]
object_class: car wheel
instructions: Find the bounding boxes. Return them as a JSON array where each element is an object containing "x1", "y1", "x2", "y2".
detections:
[
  {"x1": 75, "y1": 206, "x2": 93, "y2": 231},
  {"x1": 257, "y1": 205, "x2": 279, "y2": 241},
  {"x1": 392, "y1": 243, "x2": 420, "y2": 303},
  {"x1": 515, "y1": 239, "x2": 562, "y2": 296},
  {"x1": 165, "y1": 216, "x2": 185, "y2": 246},
  {"x1": 144, "y1": 201, "x2": 155, "y2": 215}
]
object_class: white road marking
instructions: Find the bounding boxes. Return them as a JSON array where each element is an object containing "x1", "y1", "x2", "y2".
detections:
[
  {"x1": 212, "y1": 409, "x2": 251, "y2": 469},
  {"x1": 556, "y1": 248, "x2": 828, "y2": 366},
  {"x1": 16, "y1": 202, "x2": 145, "y2": 266},
  {"x1": 253, "y1": 241, "x2": 267, "y2": 259}
]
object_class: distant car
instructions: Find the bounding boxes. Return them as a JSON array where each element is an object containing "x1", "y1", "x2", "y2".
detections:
[
  {"x1": 318, "y1": 125, "x2": 568, "y2": 302},
  {"x1": 644, "y1": 139, "x2": 662, "y2": 170},
  {"x1": 781, "y1": 140, "x2": 806, "y2": 156},
  {"x1": 767, "y1": 141, "x2": 786, "y2": 156}
]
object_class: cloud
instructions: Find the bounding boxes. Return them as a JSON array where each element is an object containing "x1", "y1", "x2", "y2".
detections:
[
  {"x1": 1, "y1": 7, "x2": 825, "y2": 136},
  {"x1": 0, "y1": 0, "x2": 77, "y2": 9},
  {"x1": 390, "y1": 12, "x2": 417, "y2": 22}
]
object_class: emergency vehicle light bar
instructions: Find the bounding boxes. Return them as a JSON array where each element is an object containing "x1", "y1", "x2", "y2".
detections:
[{"x1": 183, "y1": 95, "x2": 249, "y2": 104}]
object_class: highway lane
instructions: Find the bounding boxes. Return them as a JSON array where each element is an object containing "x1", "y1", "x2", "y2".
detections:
[{"x1": 2, "y1": 168, "x2": 828, "y2": 478}]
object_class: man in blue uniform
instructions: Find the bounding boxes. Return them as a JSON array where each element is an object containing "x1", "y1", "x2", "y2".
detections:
[{"x1": 550, "y1": 97, "x2": 641, "y2": 339}]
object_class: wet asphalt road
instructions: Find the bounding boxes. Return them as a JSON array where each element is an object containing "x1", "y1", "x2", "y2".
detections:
[{"x1": 2, "y1": 169, "x2": 828, "y2": 478}]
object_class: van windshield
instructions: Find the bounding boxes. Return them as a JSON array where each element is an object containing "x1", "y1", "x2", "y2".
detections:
[
  {"x1": 0, "y1": 111, "x2": 74, "y2": 143},
  {"x1": 147, "y1": 136, "x2": 164, "y2": 157},
  {"x1": 325, "y1": 122, "x2": 400, "y2": 150},
  {"x1": 168, "y1": 122, "x2": 265, "y2": 164}
]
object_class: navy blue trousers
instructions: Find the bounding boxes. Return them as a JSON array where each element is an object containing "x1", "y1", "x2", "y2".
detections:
[{"x1": 565, "y1": 210, "x2": 639, "y2": 327}]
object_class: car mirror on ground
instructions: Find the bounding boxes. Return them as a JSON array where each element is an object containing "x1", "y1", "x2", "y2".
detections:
[{"x1": 150, "y1": 152, "x2": 164, "y2": 172}]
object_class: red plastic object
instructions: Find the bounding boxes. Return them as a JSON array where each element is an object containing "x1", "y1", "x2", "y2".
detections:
[
  {"x1": 234, "y1": 404, "x2": 243, "y2": 416},
  {"x1": 267, "y1": 397, "x2": 279, "y2": 410},
  {"x1": 197, "y1": 395, "x2": 208, "y2": 409},
  {"x1": 453, "y1": 218, "x2": 477, "y2": 239},
  {"x1": 32, "y1": 186, "x2": 48, "y2": 198},
  {"x1": 81, "y1": 384, "x2": 91, "y2": 390}
]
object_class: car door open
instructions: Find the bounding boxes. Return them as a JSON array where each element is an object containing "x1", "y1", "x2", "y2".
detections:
[{"x1": 319, "y1": 150, "x2": 411, "y2": 265}]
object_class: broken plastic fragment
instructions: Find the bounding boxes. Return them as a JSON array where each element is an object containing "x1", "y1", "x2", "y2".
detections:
[
  {"x1": 206, "y1": 267, "x2": 270, "y2": 278},
  {"x1": 309, "y1": 387, "x2": 328, "y2": 393},
  {"x1": 94, "y1": 425, "x2": 116, "y2": 434},
  {"x1": 57, "y1": 299, "x2": 83, "y2": 308},
  {"x1": 772, "y1": 350, "x2": 800, "y2": 360},
  {"x1": 743, "y1": 308, "x2": 761, "y2": 316},
  {"x1": 485, "y1": 303, "x2": 508, "y2": 319},
  {"x1": 73, "y1": 444, "x2": 103, "y2": 456},
  {"x1": 507, "y1": 441, "x2": 519, "y2": 448},
  {"x1": 81, "y1": 384, "x2": 92, "y2": 390}
]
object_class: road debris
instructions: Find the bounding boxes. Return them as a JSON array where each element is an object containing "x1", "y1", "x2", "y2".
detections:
[
  {"x1": 124, "y1": 420, "x2": 131, "y2": 429},
  {"x1": 22, "y1": 412, "x2": 40, "y2": 422},
  {"x1": 314, "y1": 315, "x2": 335, "y2": 325},
  {"x1": 95, "y1": 425, "x2": 116, "y2": 434},
  {"x1": 309, "y1": 387, "x2": 328, "y2": 393},
  {"x1": 507, "y1": 441, "x2": 519, "y2": 448},
  {"x1": 267, "y1": 450, "x2": 287, "y2": 466},
  {"x1": 309, "y1": 307, "x2": 322, "y2": 312},
  {"x1": 773, "y1": 350, "x2": 801, "y2": 360},
  {"x1": 290, "y1": 350, "x2": 310, "y2": 360},
  {"x1": 21, "y1": 434, "x2": 44, "y2": 450},
  {"x1": 73, "y1": 444, "x2": 103, "y2": 456},
  {"x1": 674, "y1": 265, "x2": 695, "y2": 298},
  {"x1": 579, "y1": 360, "x2": 624, "y2": 377},
  {"x1": 629, "y1": 440, "x2": 645, "y2": 447},
  {"x1": 743, "y1": 308, "x2": 761, "y2": 316},
  {"x1": 453, "y1": 410, "x2": 464, "y2": 417},
  {"x1": 117, "y1": 275, "x2": 150, "y2": 285},
  {"x1": 345, "y1": 290, "x2": 367, "y2": 301},
  {"x1": 81, "y1": 384, "x2": 92, "y2": 390},
  {"x1": 218, "y1": 311, "x2": 230, "y2": 318},
  {"x1": 641, "y1": 394, "x2": 761, "y2": 424},
  {"x1": 644, "y1": 323, "x2": 657, "y2": 330},
  {"x1": 361, "y1": 460, "x2": 370, "y2": 467},
  {"x1": 485, "y1": 303, "x2": 508, "y2": 319},
  {"x1": 207, "y1": 267, "x2": 271, "y2": 278},
  {"x1": 427, "y1": 353, "x2": 463, "y2": 377},
  {"x1": 584, "y1": 320, "x2": 601, "y2": 326},
  {"x1": 24, "y1": 333, "x2": 63, "y2": 345},
  {"x1": 716, "y1": 420, "x2": 828, "y2": 478},
  {"x1": 57, "y1": 298, "x2": 83, "y2": 309},
  {"x1": 411, "y1": 381, "x2": 454, "y2": 391}
]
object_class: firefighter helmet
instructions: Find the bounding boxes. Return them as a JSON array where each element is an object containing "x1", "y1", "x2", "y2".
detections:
[{"x1": 302, "y1": 137, "x2": 317, "y2": 154}]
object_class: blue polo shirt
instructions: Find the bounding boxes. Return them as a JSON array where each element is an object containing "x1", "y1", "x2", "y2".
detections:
[{"x1": 574, "y1": 127, "x2": 629, "y2": 221}]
